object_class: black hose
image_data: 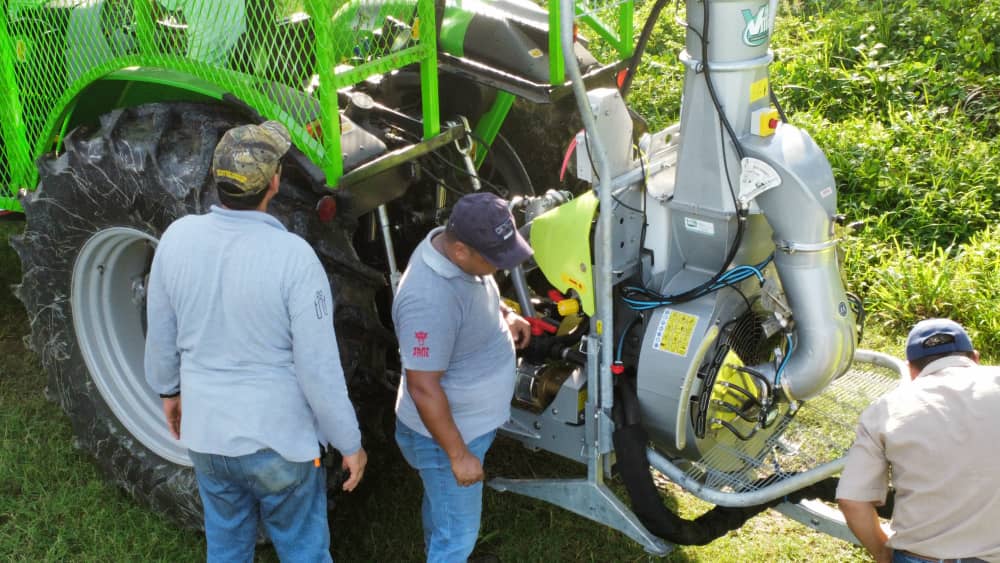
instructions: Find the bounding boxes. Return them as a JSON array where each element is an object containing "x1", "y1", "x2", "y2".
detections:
[
  {"x1": 769, "y1": 88, "x2": 789, "y2": 123},
  {"x1": 619, "y1": 0, "x2": 673, "y2": 99},
  {"x1": 701, "y1": 0, "x2": 745, "y2": 160}
]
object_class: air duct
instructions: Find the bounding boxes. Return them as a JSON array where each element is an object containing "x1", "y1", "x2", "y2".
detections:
[{"x1": 744, "y1": 124, "x2": 856, "y2": 400}]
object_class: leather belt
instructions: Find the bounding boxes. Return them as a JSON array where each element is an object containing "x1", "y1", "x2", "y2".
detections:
[{"x1": 900, "y1": 550, "x2": 987, "y2": 563}]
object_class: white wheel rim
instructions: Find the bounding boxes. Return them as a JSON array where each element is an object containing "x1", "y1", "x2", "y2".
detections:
[{"x1": 72, "y1": 227, "x2": 190, "y2": 466}]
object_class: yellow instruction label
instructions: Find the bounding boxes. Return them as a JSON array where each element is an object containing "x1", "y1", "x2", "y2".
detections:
[
  {"x1": 560, "y1": 272, "x2": 587, "y2": 295},
  {"x1": 652, "y1": 309, "x2": 698, "y2": 356},
  {"x1": 750, "y1": 77, "x2": 769, "y2": 102}
]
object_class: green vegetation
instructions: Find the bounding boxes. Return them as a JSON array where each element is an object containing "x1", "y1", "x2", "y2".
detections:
[
  {"x1": 774, "y1": 0, "x2": 1000, "y2": 356},
  {"x1": 2, "y1": 0, "x2": 998, "y2": 561},
  {"x1": 624, "y1": 0, "x2": 1000, "y2": 357}
]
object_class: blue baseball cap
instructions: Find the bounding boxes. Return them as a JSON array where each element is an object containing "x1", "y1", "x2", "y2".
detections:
[
  {"x1": 447, "y1": 192, "x2": 533, "y2": 270},
  {"x1": 905, "y1": 318, "x2": 974, "y2": 362}
]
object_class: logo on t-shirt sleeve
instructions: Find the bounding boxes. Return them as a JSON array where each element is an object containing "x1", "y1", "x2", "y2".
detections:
[
  {"x1": 314, "y1": 291, "x2": 328, "y2": 320},
  {"x1": 412, "y1": 331, "x2": 429, "y2": 358}
]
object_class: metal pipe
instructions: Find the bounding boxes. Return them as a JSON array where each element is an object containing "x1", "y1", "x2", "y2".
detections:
[
  {"x1": 377, "y1": 204, "x2": 401, "y2": 293},
  {"x1": 646, "y1": 447, "x2": 845, "y2": 508},
  {"x1": 746, "y1": 127, "x2": 857, "y2": 400},
  {"x1": 510, "y1": 265, "x2": 536, "y2": 318},
  {"x1": 561, "y1": 0, "x2": 616, "y2": 454},
  {"x1": 769, "y1": 246, "x2": 855, "y2": 400},
  {"x1": 854, "y1": 348, "x2": 908, "y2": 377}
]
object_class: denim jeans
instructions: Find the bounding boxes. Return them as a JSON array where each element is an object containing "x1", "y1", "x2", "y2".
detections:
[
  {"x1": 395, "y1": 421, "x2": 497, "y2": 563},
  {"x1": 188, "y1": 449, "x2": 332, "y2": 563}
]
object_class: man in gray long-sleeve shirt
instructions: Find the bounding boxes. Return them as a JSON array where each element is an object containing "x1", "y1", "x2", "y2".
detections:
[{"x1": 144, "y1": 121, "x2": 365, "y2": 562}]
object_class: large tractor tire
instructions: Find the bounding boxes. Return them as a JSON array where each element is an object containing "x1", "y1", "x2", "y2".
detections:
[{"x1": 12, "y1": 102, "x2": 387, "y2": 527}]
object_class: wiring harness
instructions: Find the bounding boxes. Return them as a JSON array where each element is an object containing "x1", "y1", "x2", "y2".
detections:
[{"x1": 620, "y1": 255, "x2": 773, "y2": 311}]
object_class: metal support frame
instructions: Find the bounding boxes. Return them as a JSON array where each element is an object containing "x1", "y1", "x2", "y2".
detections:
[
  {"x1": 773, "y1": 499, "x2": 858, "y2": 544},
  {"x1": 488, "y1": 0, "x2": 670, "y2": 556},
  {"x1": 490, "y1": 475, "x2": 669, "y2": 554},
  {"x1": 472, "y1": 91, "x2": 516, "y2": 168},
  {"x1": 377, "y1": 205, "x2": 402, "y2": 294}
]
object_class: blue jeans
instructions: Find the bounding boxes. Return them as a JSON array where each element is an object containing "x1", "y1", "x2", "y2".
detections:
[
  {"x1": 395, "y1": 421, "x2": 497, "y2": 563},
  {"x1": 188, "y1": 449, "x2": 332, "y2": 563},
  {"x1": 893, "y1": 550, "x2": 987, "y2": 563}
]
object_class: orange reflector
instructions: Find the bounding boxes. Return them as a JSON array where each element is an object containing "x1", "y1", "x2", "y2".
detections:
[
  {"x1": 316, "y1": 195, "x2": 337, "y2": 223},
  {"x1": 616, "y1": 69, "x2": 628, "y2": 89}
]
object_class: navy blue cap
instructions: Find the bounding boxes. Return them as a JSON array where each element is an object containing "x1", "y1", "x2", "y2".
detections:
[
  {"x1": 905, "y1": 318, "x2": 974, "y2": 362},
  {"x1": 447, "y1": 192, "x2": 533, "y2": 270}
]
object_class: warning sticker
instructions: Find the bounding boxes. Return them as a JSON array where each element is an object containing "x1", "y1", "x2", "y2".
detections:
[
  {"x1": 750, "y1": 77, "x2": 769, "y2": 102},
  {"x1": 652, "y1": 309, "x2": 698, "y2": 356},
  {"x1": 684, "y1": 217, "x2": 715, "y2": 236}
]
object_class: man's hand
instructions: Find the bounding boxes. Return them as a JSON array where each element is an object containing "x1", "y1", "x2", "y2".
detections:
[
  {"x1": 341, "y1": 448, "x2": 367, "y2": 492},
  {"x1": 505, "y1": 311, "x2": 531, "y2": 349},
  {"x1": 450, "y1": 449, "x2": 485, "y2": 486},
  {"x1": 162, "y1": 396, "x2": 181, "y2": 440},
  {"x1": 407, "y1": 369, "x2": 484, "y2": 486}
]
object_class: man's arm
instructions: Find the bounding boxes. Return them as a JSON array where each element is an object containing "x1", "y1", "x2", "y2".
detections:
[
  {"x1": 406, "y1": 369, "x2": 483, "y2": 486},
  {"x1": 288, "y1": 253, "x2": 365, "y2": 490},
  {"x1": 838, "y1": 499, "x2": 891, "y2": 563},
  {"x1": 836, "y1": 407, "x2": 892, "y2": 563},
  {"x1": 143, "y1": 243, "x2": 182, "y2": 438}
]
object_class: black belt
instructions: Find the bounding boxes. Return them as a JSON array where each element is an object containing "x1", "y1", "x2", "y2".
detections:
[{"x1": 900, "y1": 549, "x2": 988, "y2": 563}]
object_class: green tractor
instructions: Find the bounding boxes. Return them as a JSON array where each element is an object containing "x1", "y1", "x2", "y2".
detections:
[
  {"x1": 1, "y1": 0, "x2": 902, "y2": 552},
  {"x1": 0, "y1": 0, "x2": 635, "y2": 532}
]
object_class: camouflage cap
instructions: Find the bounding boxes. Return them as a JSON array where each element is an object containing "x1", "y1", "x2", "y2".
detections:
[{"x1": 212, "y1": 121, "x2": 292, "y2": 197}]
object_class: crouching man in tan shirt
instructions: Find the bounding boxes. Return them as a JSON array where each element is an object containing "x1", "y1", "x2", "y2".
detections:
[{"x1": 836, "y1": 318, "x2": 1000, "y2": 563}]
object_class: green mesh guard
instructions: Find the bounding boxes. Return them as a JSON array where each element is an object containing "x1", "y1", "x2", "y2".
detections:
[
  {"x1": 0, "y1": 0, "x2": 633, "y2": 212},
  {"x1": 0, "y1": 0, "x2": 441, "y2": 205}
]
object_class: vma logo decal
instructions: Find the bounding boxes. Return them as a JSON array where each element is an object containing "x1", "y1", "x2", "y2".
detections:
[
  {"x1": 412, "y1": 331, "x2": 430, "y2": 358},
  {"x1": 741, "y1": 4, "x2": 770, "y2": 46}
]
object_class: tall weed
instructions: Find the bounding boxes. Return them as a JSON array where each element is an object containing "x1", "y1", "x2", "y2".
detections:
[{"x1": 846, "y1": 226, "x2": 1000, "y2": 355}]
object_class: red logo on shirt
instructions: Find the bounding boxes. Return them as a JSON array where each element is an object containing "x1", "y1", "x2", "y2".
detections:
[{"x1": 413, "y1": 331, "x2": 429, "y2": 358}]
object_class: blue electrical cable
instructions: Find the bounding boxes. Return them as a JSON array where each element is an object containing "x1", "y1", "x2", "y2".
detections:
[
  {"x1": 621, "y1": 255, "x2": 773, "y2": 311},
  {"x1": 615, "y1": 316, "x2": 641, "y2": 362},
  {"x1": 774, "y1": 333, "x2": 794, "y2": 386}
]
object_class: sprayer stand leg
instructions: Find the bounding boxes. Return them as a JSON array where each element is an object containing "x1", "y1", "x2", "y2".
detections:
[{"x1": 488, "y1": 477, "x2": 673, "y2": 556}]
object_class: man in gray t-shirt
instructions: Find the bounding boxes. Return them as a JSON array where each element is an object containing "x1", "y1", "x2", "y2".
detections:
[{"x1": 394, "y1": 192, "x2": 532, "y2": 562}]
